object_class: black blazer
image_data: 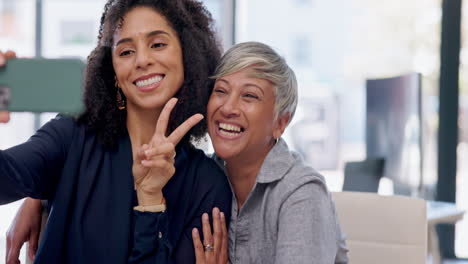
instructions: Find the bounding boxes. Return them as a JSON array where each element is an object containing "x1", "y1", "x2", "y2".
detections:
[{"x1": 0, "y1": 115, "x2": 232, "y2": 263}]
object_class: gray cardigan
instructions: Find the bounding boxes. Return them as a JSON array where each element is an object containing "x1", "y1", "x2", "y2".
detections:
[{"x1": 218, "y1": 138, "x2": 348, "y2": 264}]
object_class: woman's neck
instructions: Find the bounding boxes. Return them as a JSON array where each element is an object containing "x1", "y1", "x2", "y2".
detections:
[
  {"x1": 225, "y1": 147, "x2": 272, "y2": 209},
  {"x1": 126, "y1": 106, "x2": 161, "y2": 149}
]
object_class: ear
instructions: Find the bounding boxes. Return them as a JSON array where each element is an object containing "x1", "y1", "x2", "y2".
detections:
[{"x1": 273, "y1": 112, "x2": 290, "y2": 139}]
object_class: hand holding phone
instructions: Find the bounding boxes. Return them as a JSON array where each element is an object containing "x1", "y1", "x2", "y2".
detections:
[
  {"x1": 0, "y1": 111, "x2": 9, "y2": 123},
  {"x1": 0, "y1": 50, "x2": 16, "y2": 115}
]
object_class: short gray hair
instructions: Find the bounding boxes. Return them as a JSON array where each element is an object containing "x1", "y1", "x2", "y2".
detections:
[{"x1": 211, "y1": 42, "x2": 298, "y2": 124}]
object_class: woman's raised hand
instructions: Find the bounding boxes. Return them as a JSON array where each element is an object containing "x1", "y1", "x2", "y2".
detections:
[
  {"x1": 0, "y1": 112, "x2": 9, "y2": 123},
  {"x1": 192, "y1": 207, "x2": 229, "y2": 264},
  {"x1": 133, "y1": 98, "x2": 203, "y2": 205},
  {"x1": 0, "y1": 50, "x2": 16, "y2": 123},
  {"x1": 0, "y1": 50, "x2": 16, "y2": 66}
]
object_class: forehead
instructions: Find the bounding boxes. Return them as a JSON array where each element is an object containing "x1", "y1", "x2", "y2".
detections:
[
  {"x1": 113, "y1": 6, "x2": 175, "y2": 40},
  {"x1": 219, "y1": 69, "x2": 274, "y2": 90}
]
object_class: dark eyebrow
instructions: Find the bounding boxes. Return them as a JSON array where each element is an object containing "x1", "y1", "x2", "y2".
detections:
[{"x1": 114, "y1": 30, "x2": 170, "y2": 47}]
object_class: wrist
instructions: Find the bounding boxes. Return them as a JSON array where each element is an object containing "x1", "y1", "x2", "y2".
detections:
[
  {"x1": 25, "y1": 198, "x2": 43, "y2": 213},
  {"x1": 133, "y1": 202, "x2": 166, "y2": 212},
  {"x1": 136, "y1": 188, "x2": 164, "y2": 206},
  {"x1": 134, "y1": 195, "x2": 166, "y2": 212}
]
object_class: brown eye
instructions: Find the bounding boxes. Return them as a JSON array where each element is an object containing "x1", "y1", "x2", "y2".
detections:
[
  {"x1": 244, "y1": 93, "x2": 259, "y2": 99},
  {"x1": 151, "y1": 43, "x2": 167, "y2": 49},
  {"x1": 119, "y1": 50, "x2": 133, "y2": 57}
]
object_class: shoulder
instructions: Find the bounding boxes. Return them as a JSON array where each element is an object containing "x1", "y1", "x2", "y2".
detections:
[
  {"x1": 276, "y1": 154, "x2": 337, "y2": 218},
  {"x1": 175, "y1": 145, "x2": 232, "y2": 215},
  {"x1": 31, "y1": 114, "x2": 80, "y2": 146},
  {"x1": 278, "y1": 150, "x2": 329, "y2": 195},
  {"x1": 180, "y1": 146, "x2": 230, "y2": 198},
  {"x1": 181, "y1": 145, "x2": 226, "y2": 181},
  {"x1": 39, "y1": 114, "x2": 77, "y2": 131}
]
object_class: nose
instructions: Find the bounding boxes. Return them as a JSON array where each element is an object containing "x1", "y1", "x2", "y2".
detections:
[
  {"x1": 220, "y1": 94, "x2": 240, "y2": 117},
  {"x1": 135, "y1": 46, "x2": 154, "y2": 70}
]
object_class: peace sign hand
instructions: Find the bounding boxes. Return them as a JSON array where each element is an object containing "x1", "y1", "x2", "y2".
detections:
[{"x1": 133, "y1": 98, "x2": 203, "y2": 206}]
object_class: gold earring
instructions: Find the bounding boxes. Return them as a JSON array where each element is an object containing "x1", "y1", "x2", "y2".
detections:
[{"x1": 115, "y1": 79, "x2": 126, "y2": 110}]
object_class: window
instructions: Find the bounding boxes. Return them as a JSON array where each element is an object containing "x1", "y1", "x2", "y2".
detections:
[{"x1": 235, "y1": 0, "x2": 443, "y2": 209}]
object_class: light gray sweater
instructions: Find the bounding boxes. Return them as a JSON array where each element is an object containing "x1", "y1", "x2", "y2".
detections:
[{"x1": 217, "y1": 138, "x2": 348, "y2": 264}]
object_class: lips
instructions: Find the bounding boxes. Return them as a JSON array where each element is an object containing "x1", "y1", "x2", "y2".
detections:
[
  {"x1": 216, "y1": 121, "x2": 244, "y2": 138},
  {"x1": 133, "y1": 74, "x2": 164, "y2": 92}
]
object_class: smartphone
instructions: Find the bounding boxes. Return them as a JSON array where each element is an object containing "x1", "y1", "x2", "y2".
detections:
[{"x1": 0, "y1": 58, "x2": 85, "y2": 113}]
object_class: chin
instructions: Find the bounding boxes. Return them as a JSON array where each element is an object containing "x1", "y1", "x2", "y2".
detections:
[
  {"x1": 138, "y1": 97, "x2": 167, "y2": 110},
  {"x1": 213, "y1": 145, "x2": 238, "y2": 161}
]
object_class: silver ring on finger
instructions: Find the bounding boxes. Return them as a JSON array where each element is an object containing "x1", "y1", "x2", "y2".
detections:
[{"x1": 204, "y1": 244, "x2": 214, "y2": 252}]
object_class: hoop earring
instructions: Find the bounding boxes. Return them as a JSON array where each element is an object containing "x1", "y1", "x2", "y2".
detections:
[{"x1": 115, "y1": 79, "x2": 126, "y2": 110}]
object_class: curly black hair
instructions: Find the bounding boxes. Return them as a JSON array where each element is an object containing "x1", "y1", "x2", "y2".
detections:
[{"x1": 77, "y1": 0, "x2": 222, "y2": 148}]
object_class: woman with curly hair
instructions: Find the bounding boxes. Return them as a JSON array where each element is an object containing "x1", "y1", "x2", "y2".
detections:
[{"x1": 0, "y1": 0, "x2": 231, "y2": 263}]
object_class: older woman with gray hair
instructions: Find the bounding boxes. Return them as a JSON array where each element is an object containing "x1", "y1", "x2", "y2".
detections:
[{"x1": 192, "y1": 41, "x2": 348, "y2": 264}]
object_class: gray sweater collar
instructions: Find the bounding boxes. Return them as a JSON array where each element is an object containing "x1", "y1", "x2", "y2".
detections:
[
  {"x1": 255, "y1": 138, "x2": 295, "y2": 183},
  {"x1": 212, "y1": 138, "x2": 295, "y2": 184}
]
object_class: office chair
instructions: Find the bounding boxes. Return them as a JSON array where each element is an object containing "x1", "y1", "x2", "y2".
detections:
[{"x1": 332, "y1": 191, "x2": 427, "y2": 264}]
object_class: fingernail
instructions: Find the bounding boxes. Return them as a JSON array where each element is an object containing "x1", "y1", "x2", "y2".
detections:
[
  {"x1": 202, "y1": 213, "x2": 209, "y2": 221},
  {"x1": 192, "y1": 228, "x2": 198, "y2": 236},
  {"x1": 221, "y1": 212, "x2": 225, "y2": 219},
  {"x1": 213, "y1": 207, "x2": 220, "y2": 215}
]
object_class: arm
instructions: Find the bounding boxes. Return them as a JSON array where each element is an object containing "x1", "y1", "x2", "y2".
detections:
[
  {"x1": 275, "y1": 182, "x2": 339, "y2": 264},
  {"x1": 0, "y1": 115, "x2": 74, "y2": 204},
  {"x1": 0, "y1": 50, "x2": 74, "y2": 204},
  {"x1": 173, "y1": 171, "x2": 232, "y2": 264},
  {"x1": 5, "y1": 198, "x2": 42, "y2": 264},
  {"x1": 128, "y1": 98, "x2": 207, "y2": 263},
  {"x1": 129, "y1": 152, "x2": 232, "y2": 264},
  {"x1": 129, "y1": 170, "x2": 231, "y2": 264},
  {"x1": 128, "y1": 211, "x2": 171, "y2": 264}
]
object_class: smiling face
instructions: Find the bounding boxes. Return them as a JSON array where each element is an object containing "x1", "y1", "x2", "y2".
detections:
[
  {"x1": 112, "y1": 6, "x2": 184, "y2": 112},
  {"x1": 207, "y1": 68, "x2": 289, "y2": 163}
]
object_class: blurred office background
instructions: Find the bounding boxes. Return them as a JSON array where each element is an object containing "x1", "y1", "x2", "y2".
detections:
[{"x1": 0, "y1": 0, "x2": 466, "y2": 262}]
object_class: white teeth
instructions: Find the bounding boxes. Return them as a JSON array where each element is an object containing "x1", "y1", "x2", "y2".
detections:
[
  {"x1": 219, "y1": 122, "x2": 241, "y2": 132},
  {"x1": 135, "y1": 75, "x2": 163, "y2": 87},
  {"x1": 219, "y1": 130, "x2": 239, "y2": 137}
]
